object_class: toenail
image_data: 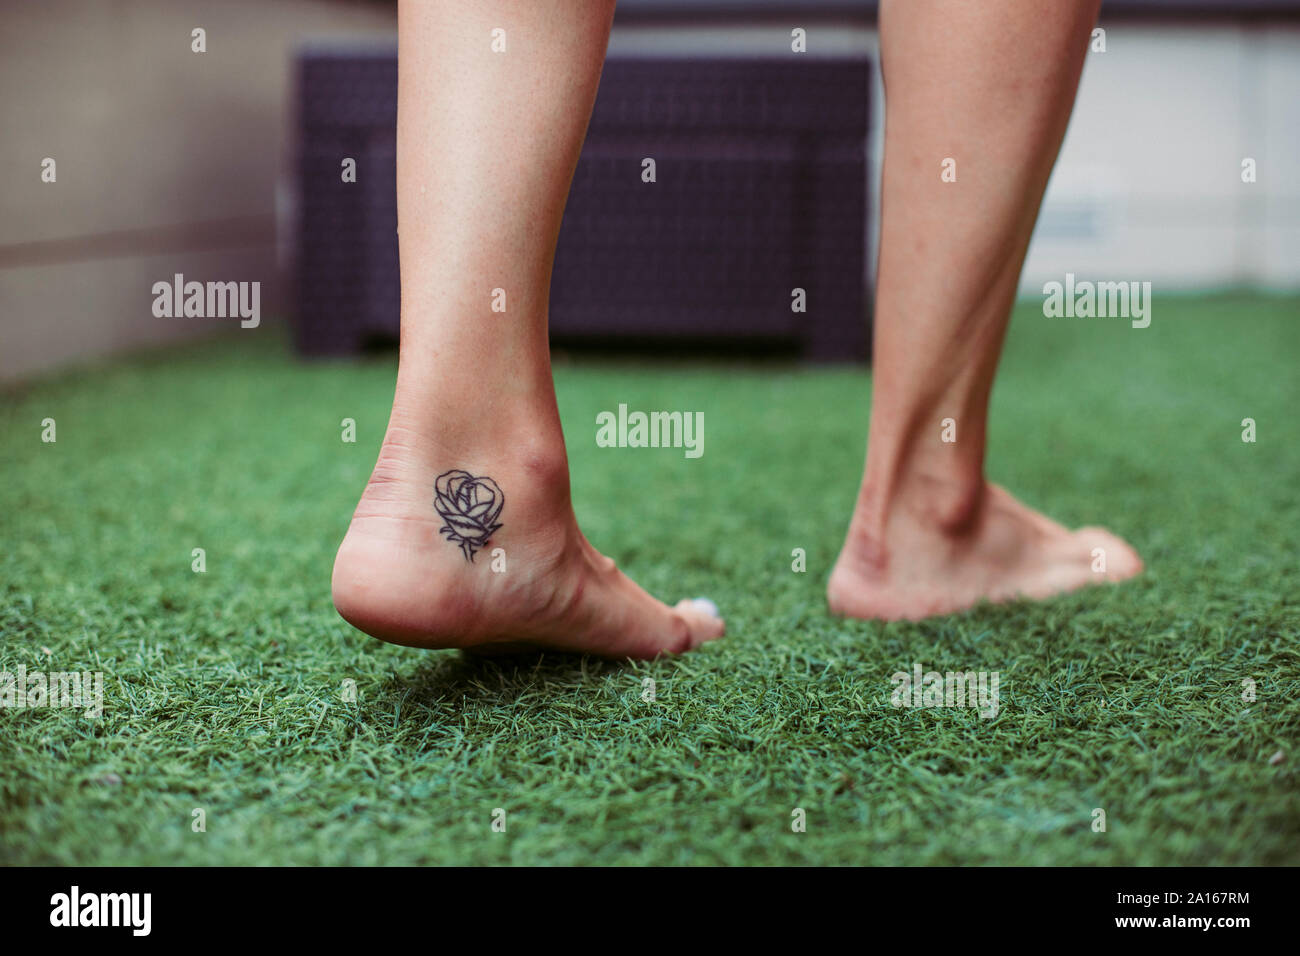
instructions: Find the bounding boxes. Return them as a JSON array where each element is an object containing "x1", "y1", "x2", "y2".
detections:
[{"x1": 690, "y1": 597, "x2": 720, "y2": 618}]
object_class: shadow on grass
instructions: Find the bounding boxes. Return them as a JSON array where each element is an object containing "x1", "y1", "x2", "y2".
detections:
[{"x1": 371, "y1": 648, "x2": 634, "y2": 714}]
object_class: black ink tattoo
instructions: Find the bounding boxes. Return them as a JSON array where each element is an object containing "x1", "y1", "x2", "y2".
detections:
[{"x1": 434, "y1": 469, "x2": 504, "y2": 563}]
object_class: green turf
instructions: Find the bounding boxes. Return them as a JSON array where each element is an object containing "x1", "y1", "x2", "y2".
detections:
[{"x1": 1, "y1": 294, "x2": 1297, "y2": 866}]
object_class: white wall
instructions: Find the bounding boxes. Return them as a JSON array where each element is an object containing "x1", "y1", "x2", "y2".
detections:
[{"x1": 1028, "y1": 22, "x2": 1300, "y2": 292}]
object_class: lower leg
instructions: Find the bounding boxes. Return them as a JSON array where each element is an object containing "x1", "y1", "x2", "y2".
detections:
[
  {"x1": 830, "y1": 0, "x2": 1142, "y2": 619},
  {"x1": 332, "y1": 0, "x2": 723, "y2": 657}
]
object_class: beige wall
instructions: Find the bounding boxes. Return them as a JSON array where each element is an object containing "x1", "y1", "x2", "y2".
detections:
[{"x1": 0, "y1": 0, "x2": 396, "y2": 383}]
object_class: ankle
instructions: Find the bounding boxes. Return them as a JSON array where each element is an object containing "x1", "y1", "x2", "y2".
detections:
[
  {"x1": 847, "y1": 470, "x2": 989, "y2": 558},
  {"x1": 348, "y1": 378, "x2": 572, "y2": 532}
]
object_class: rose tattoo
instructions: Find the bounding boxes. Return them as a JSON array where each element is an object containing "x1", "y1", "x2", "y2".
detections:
[{"x1": 434, "y1": 469, "x2": 504, "y2": 562}]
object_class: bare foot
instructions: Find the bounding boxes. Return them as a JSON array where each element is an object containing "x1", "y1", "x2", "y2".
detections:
[
  {"x1": 331, "y1": 424, "x2": 723, "y2": 659},
  {"x1": 827, "y1": 481, "x2": 1142, "y2": 620}
]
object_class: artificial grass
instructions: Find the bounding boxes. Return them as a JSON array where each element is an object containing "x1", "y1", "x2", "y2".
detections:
[{"x1": 1, "y1": 294, "x2": 1297, "y2": 866}]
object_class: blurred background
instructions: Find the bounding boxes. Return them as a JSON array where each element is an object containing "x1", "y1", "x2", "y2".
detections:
[{"x1": 2, "y1": 0, "x2": 1298, "y2": 382}]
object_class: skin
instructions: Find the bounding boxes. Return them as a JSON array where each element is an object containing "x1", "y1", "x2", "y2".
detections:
[
  {"x1": 828, "y1": 0, "x2": 1142, "y2": 618},
  {"x1": 332, "y1": 0, "x2": 1141, "y2": 659},
  {"x1": 332, "y1": 0, "x2": 723, "y2": 658}
]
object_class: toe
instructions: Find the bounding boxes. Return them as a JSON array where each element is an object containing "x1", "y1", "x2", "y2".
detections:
[
  {"x1": 686, "y1": 596, "x2": 720, "y2": 619},
  {"x1": 673, "y1": 598, "x2": 726, "y2": 648},
  {"x1": 1076, "y1": 527, "x2": 1144, "y2": 581}
]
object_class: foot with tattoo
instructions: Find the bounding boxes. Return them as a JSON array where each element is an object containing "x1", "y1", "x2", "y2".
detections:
[
  {"x1": 331, "y1": 403, "x2": 724, "y2": 659},
  {"x1": 333, "y1": 4, "x2": 723, "y2": 659}
]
